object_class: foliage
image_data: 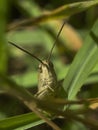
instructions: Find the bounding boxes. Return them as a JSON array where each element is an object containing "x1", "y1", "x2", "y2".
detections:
[{"x1": 0, "y1": 0, "x2": 98, "y2": 130}]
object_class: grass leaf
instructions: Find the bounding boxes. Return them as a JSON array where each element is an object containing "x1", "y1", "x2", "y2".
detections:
[
  {"x1": 8, "y1": 1, "x2": 98, "y2": 30},
  {"x1": 63, "y1": 19, "x2": 98, "y2": 100},
  {"x1": 0, "y1": 0, "x2": 8, "y2": 73},
  {"x1": 47, "y1": 1, "x2": 98, "y2": 19},
  {"x1": 0, "y1": 112, "x2": 44, "y2": 130}
]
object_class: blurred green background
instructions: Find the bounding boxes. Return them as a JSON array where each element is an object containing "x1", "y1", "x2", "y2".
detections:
[{"x1": 0, "y1": 0, "x2": 98, "y2": 130}]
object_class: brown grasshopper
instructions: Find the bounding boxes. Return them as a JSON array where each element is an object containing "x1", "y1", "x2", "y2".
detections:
[
  {"x1": 9, "y1": 21, "x2": 67, "y2": 101},
  {"x1": 8, "y1": 21, "x2": 67, "y2": 130}
]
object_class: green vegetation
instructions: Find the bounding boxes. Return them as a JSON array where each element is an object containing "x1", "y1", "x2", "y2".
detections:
[{"x1": 0, "y1": 0, "x2": 98, "y2": 130}]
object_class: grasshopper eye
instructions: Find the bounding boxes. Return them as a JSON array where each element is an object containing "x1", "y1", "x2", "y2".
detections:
[{"x1": 38, "y1": 64, "x2": 42, "y2": 73}]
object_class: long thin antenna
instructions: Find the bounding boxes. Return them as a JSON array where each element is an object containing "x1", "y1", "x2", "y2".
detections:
[
  {"x1": 48, "y1": 20, "x2": 66, "y2": 61},
  {"x1": 8, "y1": 41, "x2": 44, "y2": 65}
]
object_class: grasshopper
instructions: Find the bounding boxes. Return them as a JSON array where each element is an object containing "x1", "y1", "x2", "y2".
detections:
[
  {"x1": 8, "y1": 21, "x2": 67, "y2": 130},
  {"x1": 9, "y1": 21, "x2": 67, "y2": 101}
]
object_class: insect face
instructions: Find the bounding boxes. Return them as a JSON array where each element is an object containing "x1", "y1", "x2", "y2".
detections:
[{"x1": 37, "y1": 60, "x2": 58, "y2": 99}]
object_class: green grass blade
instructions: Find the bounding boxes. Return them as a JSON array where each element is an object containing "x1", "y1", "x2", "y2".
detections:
[
  {"x1": 0, "y1": 0, "x2": 8, "y2": 74},
  {"x1": 48, "y1": 1, "x2": 98, "y2": 19},
  {"x1": 8, "y1": 1, "x2": 98, "y2": 30},
  {"x1": 63, "y1": 19, "x2": 98, "y2": 100},
  {"x1": 0, "y1": 112, "x2": 44, "y2": 130}
]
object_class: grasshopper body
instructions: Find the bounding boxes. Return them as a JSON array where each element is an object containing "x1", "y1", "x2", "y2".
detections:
[
  {"x1": 36, "y1": 60, "x2": 67, "y2": 100},
  {"x1": 8, "y1": 21, "x2": 66, "y2": 130}
]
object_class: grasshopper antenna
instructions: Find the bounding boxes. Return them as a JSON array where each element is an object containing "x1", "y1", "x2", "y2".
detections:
[
  {"x1": 8, "y1": 41, "x2": 45, "y2": 65},
  {"x1": 47, "y1": 20, "x2": 66, "y2": 61}
]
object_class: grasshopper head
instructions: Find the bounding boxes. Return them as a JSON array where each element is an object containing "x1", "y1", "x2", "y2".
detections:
[{"x1": 37, "y1": 60, "x2": 58, "y2": 99}]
